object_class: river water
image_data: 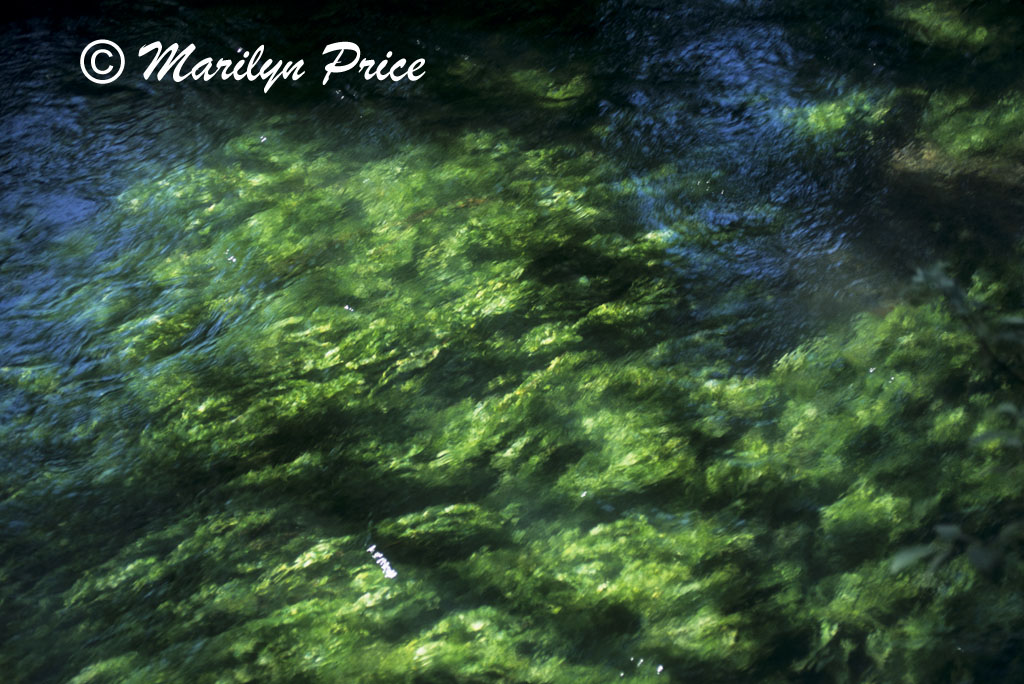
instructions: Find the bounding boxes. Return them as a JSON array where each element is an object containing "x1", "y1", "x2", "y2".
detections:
[{"x1": 2, "y1": 1, "x2": 1023, "y2": 682}]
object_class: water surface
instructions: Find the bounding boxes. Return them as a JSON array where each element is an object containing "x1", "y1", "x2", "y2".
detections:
[{"x1": 3, "y1": 1, "x2": 1024, "y2": 681}]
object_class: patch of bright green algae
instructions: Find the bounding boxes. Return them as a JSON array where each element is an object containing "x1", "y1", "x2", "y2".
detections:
[
  {"x1": 884, "y1": 2, "x2": 1024, "y2": 180},
  {"x1": 784, "y1": 89, "x2": 893, "y2": 140},
  {"x1": 2, "y1": 106, "x2": 1024, "y2": 683},
  {"x1": 890, "y1": 85, "x2": 1024, "y2": 182},
  {"x1": 919, "y1": 89, "x2": 1024, "y2": 161},
  {"x1": 891, "y1": 1, "x2": 996, "y2": 52}
]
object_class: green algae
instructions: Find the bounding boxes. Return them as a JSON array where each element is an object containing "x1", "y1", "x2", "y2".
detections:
[
  {"x1": 891, "y1": 1, "x2": 996, "y2": 52},
  {"x1": 4, "y1": 8, "x2": 1024, "y2": 683},
  {"x1": 8, "y1": 174, "x2": 1024, "y2": 680},
  {"x1": 7, "y1": 166, "x2": 1023, "y2": 681},
  {"x1": 784, "y1": 89, "x2": 892, "y2": 139},
  {"x1": 509, "y1": 69, "x2": 590, "y2": 106},
  {"x1": 918, "y1": 89, "x2": 1024, "y2": 163}
]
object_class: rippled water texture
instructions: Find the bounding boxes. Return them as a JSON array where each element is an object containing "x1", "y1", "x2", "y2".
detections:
[{"x1": 3, "y1": 1, "x2": 1024, "y2": 682}]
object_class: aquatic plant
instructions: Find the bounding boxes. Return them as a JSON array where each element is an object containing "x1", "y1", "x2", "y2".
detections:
[{"x1": 4, "y1": 1, "x2": 1024, "y2": 681}]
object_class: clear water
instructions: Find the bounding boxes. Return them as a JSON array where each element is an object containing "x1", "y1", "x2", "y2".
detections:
[{"x1": 3, "y1": 1, "x2": 1024, "y2": 681}]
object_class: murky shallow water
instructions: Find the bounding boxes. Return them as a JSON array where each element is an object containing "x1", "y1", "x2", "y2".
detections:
[{"x1": 3, "y1": 1, "x2": 1024, "y2": 681}]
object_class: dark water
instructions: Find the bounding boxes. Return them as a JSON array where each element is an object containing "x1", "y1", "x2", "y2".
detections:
[{"x1": 3, "y1": 1, "x2": 1024, "y2": 682}]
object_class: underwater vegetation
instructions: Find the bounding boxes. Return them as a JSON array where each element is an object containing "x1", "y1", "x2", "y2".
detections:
[
  {"x1": 2, "y1": 0, "x2": 1024, "y2": 682},
  {"x1": 3, "y1": 126, "x2": 1023, "y2": 682}
]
